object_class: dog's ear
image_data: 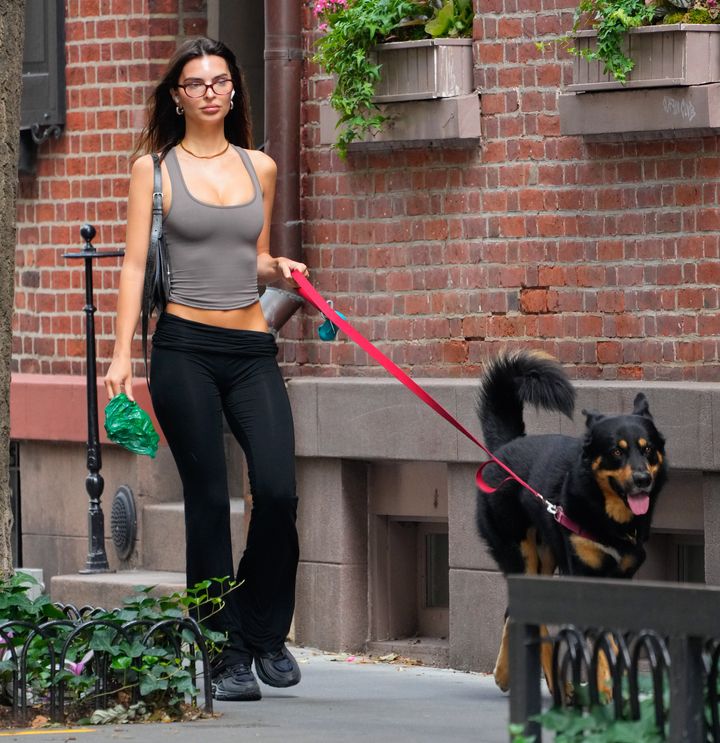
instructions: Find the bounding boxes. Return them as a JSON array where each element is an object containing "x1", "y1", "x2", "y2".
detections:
[
  {"x1": 582, "y1": 408, "x2": 604, "y2": 428},
  {"x1": 632, "y1": 392, "x2": 653, "y2": 419}
]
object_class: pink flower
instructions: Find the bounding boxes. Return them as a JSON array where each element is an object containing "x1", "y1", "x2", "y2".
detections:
[
  {"x1": 65, "y1": 650, "x2": 94, "y2": 676},
  {"x1": 0, "y1": 631, "x2": 13, "y2": 661},
  {"x1": 313, "y1": 0, "x2": 348, "y2": 17}
]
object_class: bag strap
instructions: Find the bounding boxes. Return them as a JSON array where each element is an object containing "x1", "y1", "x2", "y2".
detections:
[{"x1": 141, "y1": 153, "x2": 164, "y2": 389}]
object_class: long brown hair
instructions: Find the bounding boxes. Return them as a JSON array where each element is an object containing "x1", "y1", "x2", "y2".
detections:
[{"x1": 133, "y1": 37, "x2": 253, "y2": 160}]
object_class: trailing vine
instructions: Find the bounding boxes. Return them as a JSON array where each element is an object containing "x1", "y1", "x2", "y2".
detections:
[
  {"x1": 312, "y1": 0, "x2": 473, "y2": 157},
  {"x1": 572, "y1": 0, "x2": 657, "y2": 83}
]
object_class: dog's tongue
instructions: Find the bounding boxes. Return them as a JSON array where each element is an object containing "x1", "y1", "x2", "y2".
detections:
[{"x1": 628, "y1": 493, "x2": 650, "y2": 516}]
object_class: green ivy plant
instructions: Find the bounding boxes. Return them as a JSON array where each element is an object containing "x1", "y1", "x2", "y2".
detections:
[
  {"x1": 509, "y1": 676, "x2": 667, "y2": 743},
  {"x1": 571, "y1": 0, "x2": 656, "y2": 84},
  {"x1": 312, "y1": 0, "x2": 473, "y2": 157},
  {"x1": 425, "y1": 0, "x2": 473, "y2": 38},
  {"x1": 569, "y1": 0, "x2": 720, "y2": 85},
  {"x1": 0, "y1": 572, "x2": 234, "y2": 725}
]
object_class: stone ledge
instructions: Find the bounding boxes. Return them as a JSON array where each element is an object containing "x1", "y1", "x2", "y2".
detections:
[
  {"x1": 10, "y1": 373, "x2": 164, "y2": 444},
  {"x1": 319, "y1": 94, "x2": 481, "y2": 148},
  {"x1": 559, "y1": 84, "x2": 720, "y2": 138},
  {"x1": 287, "y1": 377, "x2": 720, "y2": 470}
]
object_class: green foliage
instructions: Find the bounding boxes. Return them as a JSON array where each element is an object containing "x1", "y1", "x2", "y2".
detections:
[
  {"x1": 513, "y1": 675, "x2": 668, "y2": 743},
  {"x1": 509, "y1": 722, "x2": 537, "y2": 742},
  {"x1": 571, "y1": 0, "x2": 720, "y2": 83},
  {"x1": 662, "y1": 9, "x2": 687, "y2": 20},
  {"x1": 425, "y1": 0, "x2": 474, "y2": 38},
  {"x1": 666, "y1": 4, "x2": 720, "y2": 22},
  {"x1": 312, "y1": 0, "x2": 472, "y2": 157},
  {"x1": 574, "y1": 0, "x2": 656, "y2": 83},
  {"x1": 313, "y1": 0, "x2": 424, "y2": 157},
  {"x1": 686, "y1": 6, "x2": 716, "y2": 20},
  {"x1": 0, "y1": 572, "x2": 235, "y2": 724},
  {"x1": 534, "y1": 700, "x2": 664, "y2": 742}
]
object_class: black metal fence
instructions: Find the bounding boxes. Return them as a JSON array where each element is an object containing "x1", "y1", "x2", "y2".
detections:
[
  {"x1": 0, "y1": 604, "x2": 213, "y2": 723},
  {"x1": 508, "y1": 575, "x2": 720, "y2": 742}
]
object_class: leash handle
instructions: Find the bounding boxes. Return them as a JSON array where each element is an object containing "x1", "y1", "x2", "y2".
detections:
[{"x1": 292, "y1": 270, "x2": 550, "y2": 504}]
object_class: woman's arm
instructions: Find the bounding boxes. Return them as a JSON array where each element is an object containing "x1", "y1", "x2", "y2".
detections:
[
  {"x1": 104, "y1": 154, "x2": 155, "y2": 401},
  {"x1": 252, "y1": 151, "x2": 308, "y2": 286}
]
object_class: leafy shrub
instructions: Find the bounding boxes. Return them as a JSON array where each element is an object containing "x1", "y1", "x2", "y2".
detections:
[{"x1": 0, "y1": 572, "x2": 233, "y2": 725}]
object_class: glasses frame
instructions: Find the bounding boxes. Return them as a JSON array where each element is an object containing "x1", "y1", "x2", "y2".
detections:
[{"x1": 177, "y1": 79, "x2": 234, "y2": 98}]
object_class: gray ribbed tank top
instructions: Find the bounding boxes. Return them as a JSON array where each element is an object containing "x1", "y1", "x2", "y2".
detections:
[{"x1": 163, "y1": 145, "x2": 264, "y2": 310}]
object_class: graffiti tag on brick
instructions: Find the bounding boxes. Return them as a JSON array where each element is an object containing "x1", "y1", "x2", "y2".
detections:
[{"x1": 662, "y1": 96, "x2": 696, "y2": 122}]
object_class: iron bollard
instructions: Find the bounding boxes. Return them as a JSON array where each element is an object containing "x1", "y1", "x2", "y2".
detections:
[{"x1": 63, "y1": 224, "x2": 124, "y2": 573}]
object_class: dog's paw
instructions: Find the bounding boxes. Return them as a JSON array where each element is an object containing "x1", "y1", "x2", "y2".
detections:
[{"x1": 493, "y1": 663, "x2": 510, "y2": 692}]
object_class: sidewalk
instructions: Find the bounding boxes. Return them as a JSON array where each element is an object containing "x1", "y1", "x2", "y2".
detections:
[{"x1": 0, "y1": 647, "x2": 510, "y2": 742}]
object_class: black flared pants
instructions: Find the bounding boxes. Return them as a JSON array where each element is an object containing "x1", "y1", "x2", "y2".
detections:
[{"x1": 150, "y1": 313, "x2": 299, "y2": 664}]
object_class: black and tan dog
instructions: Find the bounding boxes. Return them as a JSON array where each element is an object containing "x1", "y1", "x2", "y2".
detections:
[{"x1": 475, "y1": 350, "x2": 667, "y2": 691}]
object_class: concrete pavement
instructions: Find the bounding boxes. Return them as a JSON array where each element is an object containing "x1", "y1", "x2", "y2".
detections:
[{"x1": 0, "y1": 647, "x2": 510, "y2": 742}]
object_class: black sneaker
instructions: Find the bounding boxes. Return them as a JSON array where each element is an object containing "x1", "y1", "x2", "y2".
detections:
[
  {"x1": 253, "y1": 645, "x2": 301, "y2": 688},
  {"x1": 211, "y1": 662, "x2": 262, "y2": 701}
]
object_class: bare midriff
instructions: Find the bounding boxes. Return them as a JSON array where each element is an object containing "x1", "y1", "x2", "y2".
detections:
[{"x1": 165, "y1": 300, "x2": 269, "y2": 332}]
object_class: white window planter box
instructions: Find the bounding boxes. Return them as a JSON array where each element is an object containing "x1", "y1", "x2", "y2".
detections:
[
  {"x1": 569, "y1": 24, "x2": 720, "y2": 92},
  {"x1": 370, "y1": 38, "x2": 474, "y2": 102},
  {"x1": 318, "y1": 38, "x2": 478, "y2": 148}
]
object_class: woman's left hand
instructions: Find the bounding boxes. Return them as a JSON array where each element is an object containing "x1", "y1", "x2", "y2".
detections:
[{"x1": 276, "y1": 257, "x2": 309, "y2": 286}]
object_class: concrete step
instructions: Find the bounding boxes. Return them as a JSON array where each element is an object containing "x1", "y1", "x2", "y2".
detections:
[
  {"x1": 142, "y1": 498, "x2": 246, "y2": 572},
  {"x1": 50, "y1": 569, "x2": 186, "y2": 610}
]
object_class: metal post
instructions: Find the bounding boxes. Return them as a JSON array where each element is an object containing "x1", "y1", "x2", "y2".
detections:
[
  {"x1": 509, "y1": 619, "x2": 542, "y2": 742},
  {"x1": 669, "y1": 636, "x2": 705, "y2": 743},
  {"x1": 63, "y1": 224, "x2": 124, "y2": 573}
]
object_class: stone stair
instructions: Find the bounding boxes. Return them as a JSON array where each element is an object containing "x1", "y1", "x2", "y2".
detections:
[
  {"x1": 51, "y1": 498, "x2": 247, "y2": 609},
  {"x1": 50, "y1": 435, "x2": 248, "y2": 610},
  {"x1": 141, "y1": 498, "x2": 246, "y2": 573}
]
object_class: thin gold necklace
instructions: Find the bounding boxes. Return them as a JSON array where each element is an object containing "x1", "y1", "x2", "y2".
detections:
[{"x1": 179, "y1": 140, "x2": 230, "y2": 159}]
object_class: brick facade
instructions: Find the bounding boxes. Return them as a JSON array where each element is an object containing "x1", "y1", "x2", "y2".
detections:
[
  {"x1": 291, "y1": 0, "x2": 720, "y2": 381},
  {"x1": 13, "y1": 0, "x2": 206, "y2": 378},
  {"x1": 12, "y1": 1, "x2": 720, "y2": 382}
]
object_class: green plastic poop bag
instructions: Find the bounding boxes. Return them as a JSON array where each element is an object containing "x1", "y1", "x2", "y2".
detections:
[{"x1": 104, "y1": 393, "x2": 159, "y2": 458}]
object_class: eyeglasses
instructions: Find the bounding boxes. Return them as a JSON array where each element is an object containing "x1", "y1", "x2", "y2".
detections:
[{"x1": 177, "y1": 78, "x2": 233, "y2": 98}]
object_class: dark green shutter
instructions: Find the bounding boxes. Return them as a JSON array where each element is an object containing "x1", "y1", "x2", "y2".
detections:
[{"x1": 21, "y1": 0, "x2": 65, "y2": 138}]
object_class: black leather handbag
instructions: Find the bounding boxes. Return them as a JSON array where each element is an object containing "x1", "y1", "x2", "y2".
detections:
[{"x1": 141, "y1": 153, "x2": 171, "y2": 386}]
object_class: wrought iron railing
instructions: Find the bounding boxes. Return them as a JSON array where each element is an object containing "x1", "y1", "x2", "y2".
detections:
[
  {"x1": 508, "y1": 575, "x2": 720, "y2": 742},
  {"x1": 0, "y1": 603, "x2": 213, "y2": 724}
]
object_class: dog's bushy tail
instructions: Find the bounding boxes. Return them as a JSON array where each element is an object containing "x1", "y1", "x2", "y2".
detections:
[{"x1": 476, "y1": 351, "x2": 576, "y2": 452}]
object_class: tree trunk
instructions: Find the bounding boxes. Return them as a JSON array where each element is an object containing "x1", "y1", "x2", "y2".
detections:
[{"x1": 0, "y1": 1, "x2": 26, "y2": 577}]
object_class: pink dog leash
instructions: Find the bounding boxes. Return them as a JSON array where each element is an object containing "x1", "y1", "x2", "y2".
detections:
[{"x1": 292, "y1": 271, "x2": 595, "y2": 542}]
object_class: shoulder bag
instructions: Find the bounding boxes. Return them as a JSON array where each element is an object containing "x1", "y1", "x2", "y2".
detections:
[{"x1": 140, "y1": 153, "x2": 171, "y2": 387}]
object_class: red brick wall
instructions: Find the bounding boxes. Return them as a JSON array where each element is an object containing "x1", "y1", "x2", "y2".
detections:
[
  {"x1": 291, "y1": 1, "x2": 720, "y2": 381},
  {"x1": 13, "y1": 0, "x2": 206, "y2": 377},
  {"x1": 12, "y1": 3, "x2": 720, "y2": 383}
]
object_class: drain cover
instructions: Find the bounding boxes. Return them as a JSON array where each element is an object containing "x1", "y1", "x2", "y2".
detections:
[{"x1": 110, "y1": 485, "x2": 137, "y2": 561}]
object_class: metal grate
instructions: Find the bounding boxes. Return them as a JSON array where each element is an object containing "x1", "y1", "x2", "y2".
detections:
[{"x1": 110, "y1": 485, "x2": 136, "y2": 561}]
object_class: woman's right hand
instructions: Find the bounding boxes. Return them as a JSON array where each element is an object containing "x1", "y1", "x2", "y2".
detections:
[{"x1": 104, "y1": 356, "x2": 134, "y2": 402}]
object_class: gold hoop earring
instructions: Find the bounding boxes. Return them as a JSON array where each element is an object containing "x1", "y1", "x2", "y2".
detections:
[{"x1": 175, "y1": 105, "x2": 184, "y2": 115}]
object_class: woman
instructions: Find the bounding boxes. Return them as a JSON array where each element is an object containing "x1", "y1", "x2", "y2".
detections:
[{"x1": 104, "y1": 37, "x2": 308, "y2": 702}]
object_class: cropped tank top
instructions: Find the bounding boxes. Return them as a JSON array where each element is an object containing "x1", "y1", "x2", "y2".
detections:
[{"x1": 163, "y1": 145, "x2": 264, "y2": 310}]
